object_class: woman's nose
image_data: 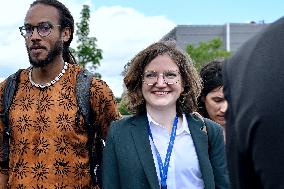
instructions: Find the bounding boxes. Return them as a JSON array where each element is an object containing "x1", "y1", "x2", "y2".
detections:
[{"x1": 155, "y1": 74, "x2": 167, "y2": 86}]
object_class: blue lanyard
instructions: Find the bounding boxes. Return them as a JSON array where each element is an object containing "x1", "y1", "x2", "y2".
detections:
[{"x1": 147, "y1": 115, "x2": 179, "y2": 189}]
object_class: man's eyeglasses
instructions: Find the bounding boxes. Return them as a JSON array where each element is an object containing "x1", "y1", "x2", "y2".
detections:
[
  {"x1": 142, "y1": 70, "x2": 180, "y2": 86},
  {"x1": 19, "y1": 22, "x2": 61, "y2": 38}
]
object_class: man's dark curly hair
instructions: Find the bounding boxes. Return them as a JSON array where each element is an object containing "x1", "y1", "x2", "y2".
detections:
[
  {"x1": 30, "y1": 0, "x2": 76, "y2": 64},
  {"x1": 198, "y1": 58, "x2": 224, "y2": 118},
  {"x1": 122, "y1": 41, "x2": 202, "y2": 116}
]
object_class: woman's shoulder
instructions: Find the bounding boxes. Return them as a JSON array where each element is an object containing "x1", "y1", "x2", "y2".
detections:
[
  {"x1": 108, "y1": 114, "x2": 147, "y2": 140},
  {"x1": 204, "y1": 118, "x2": 223, "y2": 130},
  {"x1": 112, "y1": 115, "x2": 135, "y2": 125},
  {"x1": 109, "y1": 115, "x2": 137, "y2": 132},
  {"x1": 188, "y1": 112, "x2": 223, "y2": 135},
  {"x1": 203, "y1": 118, "x2": 225, "y2": 143},
  {"x1": 107, "y1": 115, "x2": 133, "y2": 138}
]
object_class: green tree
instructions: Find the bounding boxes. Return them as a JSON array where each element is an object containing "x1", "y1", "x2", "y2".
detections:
[
  {"x1": 186, "y1": 38, "x2": 231, "y2": 72},
  {"x1": 74, "y1": 5, "x2": 102, "y2": 78},
  {"x1": 116, "y1": 97, "x2": 130, "y2": 115}
]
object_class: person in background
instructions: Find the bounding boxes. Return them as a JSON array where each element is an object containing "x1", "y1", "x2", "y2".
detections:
[
  {"x1": 223, "y1": 17, "x2": 284, "y2": 188},
  {"x1": 103, "y1": 41, "x2": 229, "y2": 189},
  {"x1": 0, "y1": 0, "x2": 120, "y2": 188},
  {"x1": 198, "y1": 58, "x2": 227, "y2": 127}
]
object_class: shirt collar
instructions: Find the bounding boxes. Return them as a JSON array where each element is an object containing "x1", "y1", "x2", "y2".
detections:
[
  {"x1": 147, "y1": 112, "x2": 164, "y2": 128},
  {"x1": 179, "y1": 114, "x2": 190, "y2": 135},
  {"x1": 146, "y1": 113, "x2": 191, "y2": 135}
]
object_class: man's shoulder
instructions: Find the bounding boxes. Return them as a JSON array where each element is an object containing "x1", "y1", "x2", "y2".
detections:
[
  {"x1": 0, "y1": 69, "x2": 28, "y2": 87},
  {"x1": 89, "y1": 77, "x2": 113, "y2": 96},
  {"x1": 0, "y1": 79, "x2": 6, "y2": 88},
  {"x1": 73, "y1": 64, "x2": 103, "y2": 85},
  {"x1": 70, "y1": 64, "x2": 110, "y2": 88}
]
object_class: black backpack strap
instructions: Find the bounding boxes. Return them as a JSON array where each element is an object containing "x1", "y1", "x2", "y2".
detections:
[
  {"x1": 76, "y1": 68, "x2": 93, "y2": 127},
  {"x1": 0, "y1": 69, "x2": 23, "y2": 169},
  {"x1": 76, "y1": 68, "x2": 102, "y2": 187}
]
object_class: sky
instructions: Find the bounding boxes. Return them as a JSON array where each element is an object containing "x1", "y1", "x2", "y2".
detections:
[{"x1": 0, "y1": 0, "x2": 283, "y2": 97}]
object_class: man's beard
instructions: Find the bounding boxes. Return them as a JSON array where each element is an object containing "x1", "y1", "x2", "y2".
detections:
[{"x1": 28, "y1": 40, "x2": 63, "y2": 68}]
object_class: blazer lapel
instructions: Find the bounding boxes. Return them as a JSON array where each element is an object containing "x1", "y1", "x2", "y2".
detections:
[
  {"x1": 130, "y1": 114, "x2": 160, "y2": 189},
  {"x1": 187, "y1": 114, "x2": 214, "y2": 189}
]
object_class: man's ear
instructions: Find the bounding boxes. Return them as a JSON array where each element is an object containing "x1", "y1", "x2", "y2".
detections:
[{"x1": 61, "y1": 27, "x2": 71, "y2": 42}]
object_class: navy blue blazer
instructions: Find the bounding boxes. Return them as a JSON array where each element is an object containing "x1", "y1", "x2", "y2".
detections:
[{"x1": 102, "y1": 113, "x2": 229, "y2": 189}]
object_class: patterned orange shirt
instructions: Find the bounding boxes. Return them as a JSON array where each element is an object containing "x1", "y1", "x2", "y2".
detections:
[{"x1": 0, "y1": 64, "x2": 121, "y2": 188}]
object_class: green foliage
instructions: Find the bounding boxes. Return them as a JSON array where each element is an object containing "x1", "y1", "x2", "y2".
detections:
[
  {"x1": 186, "y1": 38, "x2": 231, "y2": 72},
  {"x1": 73, "y1": 5, "x2": 102, "y2": 78},
  {"x1": 116, "y1": 97, "x2": 130, "y2": 115},
  {"x1": 118, "y1": 102, "x2": 131, "y2": 115},
  {"x1": 115, "y1": 97, "x2": 121, "y2": 103}
]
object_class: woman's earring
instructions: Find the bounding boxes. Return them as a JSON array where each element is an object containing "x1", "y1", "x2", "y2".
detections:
[
  {"x1": 178, "y1": 93, "x2": 186, "y2": 105},
  {"x1": 180, "y1": 91, "x2": 190, "y2": 105},
  {"x1": 181, "y1": 96, "x2": 186, "y2": 104},
  {"x1": 139, "y1": 98, "x2": 145, "y2": 105}
]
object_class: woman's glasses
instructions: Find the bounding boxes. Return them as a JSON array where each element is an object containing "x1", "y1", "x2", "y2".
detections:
[
  {"x1": 142, "y1": 70, "x2": 180, "y2": 86},
  {"x1": 19, "y1": 22, "x2": 60, "y2": 38}
]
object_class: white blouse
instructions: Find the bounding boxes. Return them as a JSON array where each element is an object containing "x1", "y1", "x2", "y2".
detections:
[{"x1": 147, "y1": 113, "x2": 205, "y2": 189}]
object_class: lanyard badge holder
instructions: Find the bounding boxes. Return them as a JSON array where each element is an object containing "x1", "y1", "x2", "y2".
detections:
[{"x1": 147, "y1": 115, "x2": 179, "y2": 189}]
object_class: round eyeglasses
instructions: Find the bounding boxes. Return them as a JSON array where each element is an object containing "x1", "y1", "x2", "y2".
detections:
[
  {"x1": 19, "y1": 22, "x2": 60, "y2": 38},
  {"x1": 142, "y1": 70, "x2": 180, "y2": 86}
]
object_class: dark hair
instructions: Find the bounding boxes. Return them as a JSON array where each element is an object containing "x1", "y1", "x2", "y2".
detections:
[
  {"x1": 30, "y1": 0, "x2": 76, "y2": 64},
  {"x1": 198, "y1": 58, "x2": 224, "y2": 118},
  {"x1": 123, "y1": 41, "x2": 202, "y2": 115}
]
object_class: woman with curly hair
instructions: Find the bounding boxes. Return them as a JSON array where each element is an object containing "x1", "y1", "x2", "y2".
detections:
[
  {"x1": 102, "y1": 41, "x2": 229, "y2": 189},
  {"x1": 198, "y1": 59, "x2": 228, "y2": 127}
]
